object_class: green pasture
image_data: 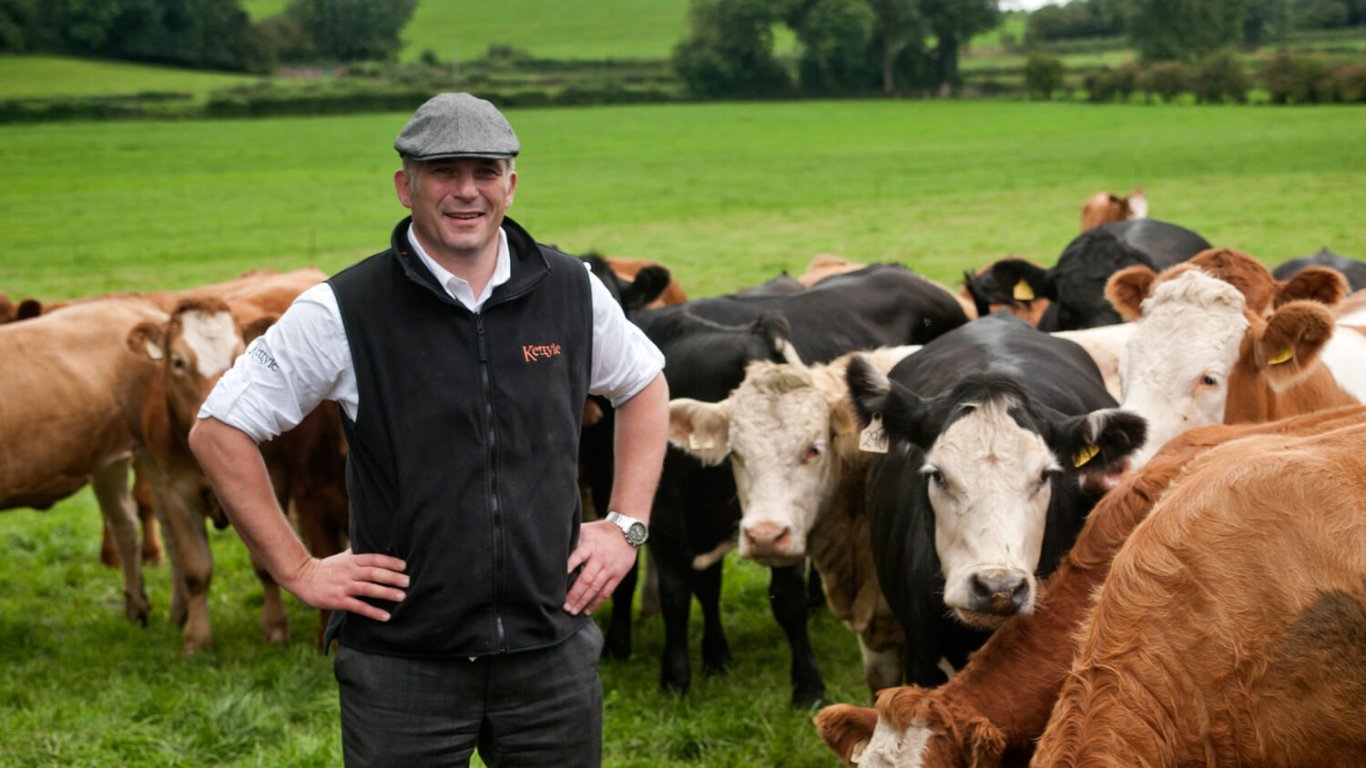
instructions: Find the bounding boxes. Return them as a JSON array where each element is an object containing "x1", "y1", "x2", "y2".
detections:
[
  {"x1": 0, "y1": 54, "x2": 260, "y2": 100},
  {"x1": 1, "y1": 100, "x2": 1364, "y2": 767}
]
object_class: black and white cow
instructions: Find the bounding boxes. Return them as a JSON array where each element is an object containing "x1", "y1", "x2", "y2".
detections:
[
  {"x1": 964, "y1": 219, "x2": 1211, "y2": 331},
  {"x1": 1274, "y1": 247, "x2": 1366, "y2": 293},
  {"x1": 638, "y1": 263, "x2": 971, "y2": 707},
  {"x1": 844, "y1": 312, "x2": 1146, "y2": 686}
]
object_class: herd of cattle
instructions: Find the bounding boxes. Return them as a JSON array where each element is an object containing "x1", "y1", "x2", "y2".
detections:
[{"x1": 4, "y1": 193, "x2": 1366, "y2": 765}]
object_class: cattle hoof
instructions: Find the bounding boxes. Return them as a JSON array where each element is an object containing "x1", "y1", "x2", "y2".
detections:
[
  {"x1": 124, "y1": 591, "x2": 151, "y2": 627},
  {"x1": 792, "y1": 685, "x2": 826, "y2": 710},
  {"x1": 181, "y1": 636, "x2": 212, "y2": 655},
  {"x1": 262, "y1": 622, "x2": 290, "y2": 645}
]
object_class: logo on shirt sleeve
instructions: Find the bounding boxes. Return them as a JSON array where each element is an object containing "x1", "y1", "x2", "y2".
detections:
[{"x1": 522, "y1": 342, "x2": 562, "y2": 363}]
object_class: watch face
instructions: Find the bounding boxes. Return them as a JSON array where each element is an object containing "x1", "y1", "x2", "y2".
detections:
[{"x1": 626, "y1": 522, "x2": 648, "y2": 545}]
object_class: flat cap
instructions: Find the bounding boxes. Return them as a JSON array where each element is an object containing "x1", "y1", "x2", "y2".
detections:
[{"x1": 394, "y1": 92, "x2": 520, "y2": 161}]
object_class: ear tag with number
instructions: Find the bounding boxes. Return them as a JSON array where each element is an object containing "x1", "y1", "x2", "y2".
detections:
[
  {"x1": 859, "y1": 415, "x2": 890, "y2": 454},
  {"x1": 688, "y1": 433, "x2": 716, "y2": 451},
  {"x1": 1013, "y1": 279, "x2": 1035, "y2": 302},
  {"x1": 1073, "y1": 443, "x2": 1099, "y2": 468},
  {"x1": 1267, "y1": 347, "x2": 1294, "y2": 366}
]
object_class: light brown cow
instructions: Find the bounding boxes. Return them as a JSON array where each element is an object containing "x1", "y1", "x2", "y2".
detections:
[
  {"x1": 1106, "y1": 247, "x2": 1362, "y2": 468},
  {"x1": 603, "y1": 256, "x2": 688, "y2": 308},
  {"x1": 1032, "y1": 419, "x2": 1366, "y2": 766},
  {"x1": 1080, "y1": 187, "x2": 1147, "y2": 231},
  {"x1": 0, "y1": 296, "x2": 169, "y2": 625},
  {"x1": 814, "y1": 405, "x2": 1366, "y2": 768},
  {"x1": 669, "y1": 346, "x2": 919, "y2": 693}
]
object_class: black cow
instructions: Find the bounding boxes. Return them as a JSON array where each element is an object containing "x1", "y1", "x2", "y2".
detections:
[
  {"x1": 637, "y1": 263, "x2": 971, "y2": 707},
  {"x1": 965, "y1": 219, "x2": 1211, "y2": 331},
  {"x1": 844, "y1": 313, "x2": 1145, "y2": 686},
  {"x1": 1274, "y1": 247, "x2": 1366, "y2": 293}
]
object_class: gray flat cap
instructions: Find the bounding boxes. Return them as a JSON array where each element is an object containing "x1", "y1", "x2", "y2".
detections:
[{"x1": 394, "y1": 93, "x2": 520, "y2": 160}]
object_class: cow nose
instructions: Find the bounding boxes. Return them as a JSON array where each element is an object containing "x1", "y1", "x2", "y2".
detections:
[
  {"x1": 968, "y1": 569, "x2": 1029, "y2": 615},
  {"x1": 743, "y1": 522, "x2": 792, "y2": 558}
]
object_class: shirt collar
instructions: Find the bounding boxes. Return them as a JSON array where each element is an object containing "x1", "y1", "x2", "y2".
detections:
[{"x1": 405, "y1": 225, "x2": 512, "y2": 312}]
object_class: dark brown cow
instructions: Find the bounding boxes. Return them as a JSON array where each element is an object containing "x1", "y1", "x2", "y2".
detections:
[
  {"x1": 814, "y1": 405, "x2": 1366, "y2": 767},
  {"x1": 1033, "y1": 418, "x2": 1366, "y2": 766}
]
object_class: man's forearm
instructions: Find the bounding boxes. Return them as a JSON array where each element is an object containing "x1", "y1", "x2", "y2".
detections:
[{"x1": 607, "y1": 372, "x2": 669, "y2": 523}]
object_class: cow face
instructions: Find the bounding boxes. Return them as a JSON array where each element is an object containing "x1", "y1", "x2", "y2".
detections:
[
  {"x1": 668, "y1": 363, "x2": 846, "y2": 566},
  {"x1": 1112, "y1": 270, "x2": 1250, "y2": 469},
  {"x1": 846, "y1": 357, "x2": 1144, "y2": 628}
]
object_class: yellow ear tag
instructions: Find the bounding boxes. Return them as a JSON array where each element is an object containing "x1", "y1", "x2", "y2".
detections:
[
  {"x1": 1267, "y1": 347, "x2": 1294, "y2": 366},
  {"x1": 1013, "y1": 279, "x2": 1035, "y2": 302},
  {"x1": 1073, "y1": 443, "x2": 1099, "y2": 468},
  {"x1": 859, "y1": 415, "x2": 890, "y2": 454}
]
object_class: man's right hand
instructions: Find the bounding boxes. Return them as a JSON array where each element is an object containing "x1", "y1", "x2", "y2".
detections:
[{"x1": 284, "y1": 550, "x2": 409, "y2": 622}]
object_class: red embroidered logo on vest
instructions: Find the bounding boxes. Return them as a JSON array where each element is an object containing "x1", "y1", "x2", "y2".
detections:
[{"x1": 522, "y1": 343, "x2": 562, "y2": 363}]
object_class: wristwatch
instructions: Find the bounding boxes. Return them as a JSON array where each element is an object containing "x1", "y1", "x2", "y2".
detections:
[{"x1": 605, "y1": 511, "x2": 649, "y2": 548}]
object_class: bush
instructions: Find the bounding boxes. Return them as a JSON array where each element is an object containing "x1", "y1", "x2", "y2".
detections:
[
  {"x1": 1263, "y1": 51, "x2": 1335, "y2": 103},
  {"x1": 1142, "y1": 60, "x2": 1192, "y2": 103},
  {"x1": 1192, "y1": 49, "x2": 1251, "y2": 104},
  {"x1": 1330, "y1": 62, "x2": 1366, "y2": 103},
  {"x1": 1023, "y1": 52, "x2": 1065, "y2": 99}
]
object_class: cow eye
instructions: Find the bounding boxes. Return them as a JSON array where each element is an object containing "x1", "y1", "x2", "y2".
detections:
[
  {"x1": 927, "y1": 469, "x2": 948, "y2": 491},
  {"x1": 803, "y1": 445, "x2": 822, "y2": 463},
  {"x1": 1036, "y1": 469, "x2": 1056, "y2": 491},
  {"x1": 170, "y1": 354, "x2": 189, "y2": 374},
  {"x1": 1197, "y1": 373, "x2": 1220, "y2": 388}
]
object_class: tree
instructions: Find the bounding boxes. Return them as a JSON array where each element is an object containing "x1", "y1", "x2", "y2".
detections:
[
  {"x1": 918, "y1": 0, "x2": 1000, "y2": 93},
  {"x1": 283, "y1": 0, "x2": 417, "y2": 62},
  {"x1": 792, "y1": 0, "x2": 879, "y2": 94},
  {"x1": 1023, "y1": 52, "x2": 1064, "y2": 99},
  {"x1": 673, "y1": 0, "x2": 792, "y2": 98},
  {"x1": 1120, "y1": 0, "x2": 1248, "y2": 62},
  {"x1": 1242, "y1": 0, "x2": 1289, "y2": 47},
  {"x1": 0, "y1": 0, "x2": 34, "y2": 51},
  {"x1": 865, "y1": 0, "x2": 926, "y2": 94}
]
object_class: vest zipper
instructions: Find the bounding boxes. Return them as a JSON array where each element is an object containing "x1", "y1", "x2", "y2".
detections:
[{"x1": 474, "y1": 314, "x2": 508, "y2": 653}]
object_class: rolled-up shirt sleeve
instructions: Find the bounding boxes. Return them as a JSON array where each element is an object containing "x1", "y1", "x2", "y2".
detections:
[
  {"x1": 586, "y1": 269, "x2": 665, "y2": 407},
  {"x1": 198, "y1": 283, "x2": 356, "y2": 443}
]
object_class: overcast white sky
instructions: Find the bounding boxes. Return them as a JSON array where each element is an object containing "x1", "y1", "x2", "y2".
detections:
[{"x1": 999, "y1": 0, "x2": 1060, "y2": 10}]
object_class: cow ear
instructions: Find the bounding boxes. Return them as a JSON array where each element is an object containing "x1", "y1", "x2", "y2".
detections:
[
  {"x1": 1105, "y1": 265, "x2": 1157, "y2": 321},
  {"x1": 1251, "y1": 300, "x2": 1336, "y2": 384},
  {"x1": 994, "y1": 258, "x2": 1055, "y2": 301},
  {"x1": 812, "y1": 704, "x2": 878, "y2": 766},
  {"x1": 126, "y1": 321, "x2": 167, "y2": 361},
  {"x1": 621, "y1": 265, "x2": 671, "y2": 311},
  {"x1": 668, "y1": 398, "x2": 732, "y2": 465},
  {"x1": 963, "y1": 716, "x2": 1007, "y2": 768},
  {"x1": 241, "y1": 314, "x2": 277, "y2": 344},
  {"x1": 16, "y1": 298, "x2": 44, "y2": 320},
  {"x1": 1276, "y1": 266, "x2": 1347, "y2": 310},
  {"x1": 1051, "y1": 407, "x2": 1147, "y2": 486},
  {"x1": 845, "y1": 355, "x2": 933, "y2": 447}
]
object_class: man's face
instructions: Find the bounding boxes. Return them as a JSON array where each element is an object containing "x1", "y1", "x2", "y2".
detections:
[{"x1": 395, "y1": 157, "x2": 517, "y2": 264}]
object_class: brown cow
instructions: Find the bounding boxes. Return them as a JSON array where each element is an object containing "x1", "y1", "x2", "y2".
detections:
[
  {"x1": 1032, "y1": 419, "x2": 1366, "y2": 766},
  {"x1": 127, "y1": 268, "x2": 347, "y2": 653},
  {"x1": 1080, "y1": 187, "x2": 1146, "y2": 231},
  {"x1": 1106, "y1": 247, "x2": 1362, "y2": 468},
  {"x1": 601, "y1": 256, "x2": 688, "y2": 308},
  {"x1": 814, "y1": 405, "x2": 1366, "y2": 767},
  {"x1": 0, "y1": 296, "x2": 169, "y2": 625}
]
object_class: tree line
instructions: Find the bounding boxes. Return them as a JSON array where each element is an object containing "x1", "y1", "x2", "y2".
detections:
[{"x1": 0, "y1": 0, "x2": 417, "y2": 73}]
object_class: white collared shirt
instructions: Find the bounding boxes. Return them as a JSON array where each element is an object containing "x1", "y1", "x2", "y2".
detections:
[{"x1": 199, "y1": 225, "x2": 664, "y2": 442}]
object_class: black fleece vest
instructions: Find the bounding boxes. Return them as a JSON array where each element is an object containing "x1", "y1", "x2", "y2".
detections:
[{"x1": 326, "y1": 216, "x2": 592, "y2": 658}]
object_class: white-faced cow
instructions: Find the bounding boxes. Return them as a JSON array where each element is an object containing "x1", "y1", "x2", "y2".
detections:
[
  {"x1": 1032, "y1": 421, "x2": 1366, "y2": 767},
  {"x1": 844, "y1": 313, "x2": 1145, "y2": 686},
  {"x1": 668, "y1": 346, "x2": 920, "y2": 695},
  {"x1": 638, "y1": 263, "x2": 971, "y2": 707},
  {"x1": 964, "y1": 219, "x2": 1211, "y2": 331},
  {"x1": 0, "y1": 296, "x2": 168, "y2": 626},
  {"x1": 1106, "y1": 247, "x2": 1363, "y2": 469}
]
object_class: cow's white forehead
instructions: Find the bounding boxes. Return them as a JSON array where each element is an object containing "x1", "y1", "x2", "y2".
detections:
[
  {"x1": 178, "y1": 309, "x2": 240, "y2": 378},
  {"x1": 1125, "y1": 272, "x2": 1250, "y2": 389},
  {"x1": 728, "y1": 381, "x2": 829, "y2": 456},
  {"x1": 927, "y1": 397, "x2": 1056, "y2": 480}
]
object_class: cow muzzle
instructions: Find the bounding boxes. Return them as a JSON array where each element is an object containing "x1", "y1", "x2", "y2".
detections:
[
  {"x1": 742, "y1": 522, "x2": 802, "y2": 566},
  {"x1": 953, "y1": 568, "x2": 1032, "y2": 629}
]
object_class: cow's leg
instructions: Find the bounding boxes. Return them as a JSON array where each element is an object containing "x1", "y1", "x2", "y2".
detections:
[
  {"x1": 639, "y1": 552, "x2": 660, "y2": 617},
  {"x1": 694, "y1": 558, "x2": 731, "y2": 675},
  {"x1": 154, "y1": 478, "x2": 215, "y2": 653},
  {"x1": 132, "y1": 459, "x2": 162, "y2": 565},
  {"x1": 601, "y1": 554, "x2": 637, "y2": 660},
  {"x1": 654, "y1": 543, "x2": 694, "y2": 694},
  {"x1": 770, "y1": 562, "x2": 824, "y2": 708},
  {"x1": 89, "y1": 457, "x2": 150, "y2": 625}
]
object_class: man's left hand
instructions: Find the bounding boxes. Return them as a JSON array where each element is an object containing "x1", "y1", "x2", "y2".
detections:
[{"x1": 564, "y1": 520, "x2": 640, "y2": 616}]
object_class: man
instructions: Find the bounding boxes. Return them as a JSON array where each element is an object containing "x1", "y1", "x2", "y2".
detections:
[{"x1": 189, "y1": 92, "x2": 668, "y2": 767}]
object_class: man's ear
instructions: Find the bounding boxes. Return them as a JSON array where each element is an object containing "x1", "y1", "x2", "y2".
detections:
[
  {"x1": 394, "y1": 168, "x2": 413, "y2": 209},
  {"x1": 668, "y1": 398, "x2": 732, "y2": 466}
]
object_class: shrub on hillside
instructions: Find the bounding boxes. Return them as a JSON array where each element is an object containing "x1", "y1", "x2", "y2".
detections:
[
  {"x1": 1192, "y1": 49, "x2": 1251, "y2": 103},
  {"x1": 1331, "y1": 62, "x2": 1366, "y2": 102},
  {"x1": 1263, "y1": 50, "x2": 1336, "y2": 103},
  {"x1": 1023, "y1": 52, "x2": 1065, "y2": 99},
  {"x1": 1142, "y1": 60, "x2": 1192, "y2": 103}
]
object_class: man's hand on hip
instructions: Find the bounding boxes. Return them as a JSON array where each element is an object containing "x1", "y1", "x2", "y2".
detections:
[
  {"x1": 564, "y1": 520, "x2": 639, "y2": 616},
  {"x1": 284, "y1": 550, "x2": 409, "y2": 623}
]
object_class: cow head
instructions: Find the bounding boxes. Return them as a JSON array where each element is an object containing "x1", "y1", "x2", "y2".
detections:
[
  {"x1": 668, "y1": 360, "x2": 856, "y2": 566},
  {"x1": 960, "y1": 258, "x2": 1051, "y2": 327},
  {"x1": 815, "y1": 688, "x2": 1007, "y2": 768},
  {"x1": 127, "y1": 297, "x2": 274, "y2": 436},
  {"x1": 1108, "y1": 251, "x2": 1348, "y2": 469},
  {"x1": 845, "y1": 356, "x2": 1144, "y2": 628}
]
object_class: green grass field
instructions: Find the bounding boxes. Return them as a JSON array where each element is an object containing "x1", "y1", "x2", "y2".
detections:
[{"x1": 1, "y1": 100, "x2": 1364, "y2": 767}]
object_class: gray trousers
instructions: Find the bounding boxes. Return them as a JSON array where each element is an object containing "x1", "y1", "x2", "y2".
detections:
[{"x1": 334, "y1": 621, "x2": 604, "y2": 767}]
